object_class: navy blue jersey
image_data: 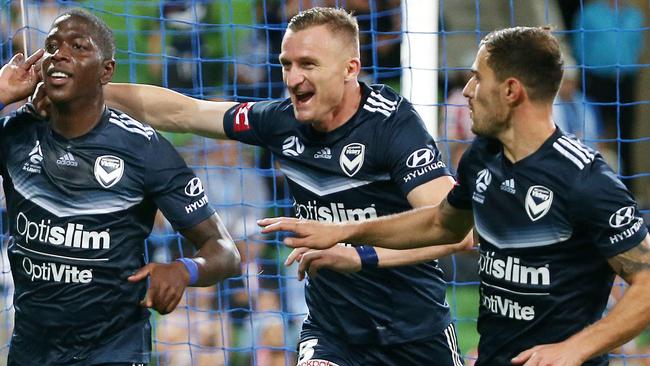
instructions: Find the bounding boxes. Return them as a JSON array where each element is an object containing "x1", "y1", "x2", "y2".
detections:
[
  {"x1": 0, "y1": 105, "x2": 214, "y2": 365},
  {"x1": 224, "y1": 83, "x2": 453, "y2": 344},
  {"x1": 447, "y1": 128, "x2": 648, "y2": 366}
]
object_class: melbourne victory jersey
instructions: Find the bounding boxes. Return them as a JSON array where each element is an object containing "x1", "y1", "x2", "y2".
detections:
[
  {"x1": 447, "y1": 129, "x2": 647, "y2": 365},
  {"x1": 0, "y1": 105, "x2": 214, "y2": 365},
  {"x1": 224, "y1": 83, "x2": 453, "y2": 344}
]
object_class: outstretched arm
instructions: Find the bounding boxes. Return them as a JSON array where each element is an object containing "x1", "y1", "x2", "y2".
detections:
[
  {"x1": 128, "y1": 213, "x2": 241, "y2": 314},
  {"x1": 260, "y1": 196, "x2": 473, "y2": 251},
  {"x1": 0, "y1": 50, "x2": 44, "y2": 106},
  {"x1": 371, "y1": 178, "x2": 474, "y2": 264},
  {"x1": 512, "y1": 234, "x2": 650, "y2": 366},
  {"x1": 286, "y1": 232, "x2": 473, "y2": 280},
  {"x1": 282, "y1": 178, "x2": 474, "y2": 279},
  {"x1": 105, "y1": 83, "x2": 237, "y2": 139}
]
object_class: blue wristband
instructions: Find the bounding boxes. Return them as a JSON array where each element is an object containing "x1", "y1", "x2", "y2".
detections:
[
  {"x1": 355, "y1": 245, "x2": 378, "y2": 270},
  {"x1": 176, "y1": 257, "x2": 199, "y2": 285}
]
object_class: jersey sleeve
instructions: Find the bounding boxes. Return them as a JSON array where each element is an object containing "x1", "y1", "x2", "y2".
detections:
[
  {"x1": 383, "y1": 106, "x2": 452, "y2": 196},
  {"x1": 446, "y1": 146, "x2": 474, "y2": 209},
  {"x1": 144, "y1": 133, "x2": 215, "y2": 230},
  {"x1": 223, "y1": 100, "x2": 282, "y2": 148},
  {"x1": 572, "y1": 161, "x2": 648, "y2": 258}
]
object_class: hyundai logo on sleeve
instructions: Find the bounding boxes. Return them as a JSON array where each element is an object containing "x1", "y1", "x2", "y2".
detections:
[
  {"x1": 609, "y1": 206, "x2": 636, "y2": 228},
  {"x1": 184, "y1": 177, "x2": 205, "y2": 197},
  {"x1": 406, "y1": 148, "x2": 436, "y2": 168}
]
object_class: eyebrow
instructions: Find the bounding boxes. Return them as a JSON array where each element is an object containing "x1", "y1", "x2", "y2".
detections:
[
  {"x1": 279, "y1": 55, "x2": 319, "y2": 65},
  {"x1": 46, "y1": 31, "x2": 91, "y2": 41}
]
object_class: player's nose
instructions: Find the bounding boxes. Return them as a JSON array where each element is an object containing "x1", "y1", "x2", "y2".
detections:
[
  {"x1": 51, "y1": 43, "x2": 72, "y2": 62},
  {"x1": 284, "y1": 68, "x2": 305, "y2": 89},
  {"x1": 462, "y1": 78, "x2": 475, "y2": 99}
]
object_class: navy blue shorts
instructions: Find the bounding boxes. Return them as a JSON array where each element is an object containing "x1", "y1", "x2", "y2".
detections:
[{"x1": 297, "y1": 322, "x2": 464, "y2": 366}]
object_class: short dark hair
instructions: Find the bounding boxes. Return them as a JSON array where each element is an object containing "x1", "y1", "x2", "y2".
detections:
[
  {"x1": 53, "y1": 8, "x2": 115, "y2": 60},
  {"x1": 481, "y1": 26, "x2": 563, "y2": 102},
  {"x1": 287, "y1": 7, "x2": 359, "y2": 56}
]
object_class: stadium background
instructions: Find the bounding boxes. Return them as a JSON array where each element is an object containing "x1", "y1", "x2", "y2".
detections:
[{"x1": 0, "y1": 0, "x2": 649, "y2": 365}]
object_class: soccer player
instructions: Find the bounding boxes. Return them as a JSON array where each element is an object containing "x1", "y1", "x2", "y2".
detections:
[
  {"x1": 0, "y1": 9, "x2": 240, "y2": 365},
  {"x1": 259, "y1": 26, "x2": 650, "y2": 366},
  {"x1": 99, "y1": 7, "x2": 469, "y2": 366}
]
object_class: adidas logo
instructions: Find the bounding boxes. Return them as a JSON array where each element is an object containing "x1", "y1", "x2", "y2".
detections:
[
  {"x1": 500, "y1": 178, "x2": 516, "y2": 194},
  {"x1": 314, "y1": 147, "x2": 332, "y2": 159},
  {"x1": 57, "y1": 152, "x2": 78, "y2": 167}
]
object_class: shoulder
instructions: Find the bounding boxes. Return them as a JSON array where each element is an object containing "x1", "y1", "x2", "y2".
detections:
[
  {"x1": 361, "y1": 84, "x2": 430, "y2": 137},
  {"x1": 549, "y1": 132, "x2": 599, "y2": 173},
  {"x1": 548, "y1": 132, "x2": 621, "y2": 196},
  {"x1": 1, "y1": 104, "x2": 45, "y2": 134},
  {"x1": 106, "y1": 108, "x2": 157, "y2": 143},
  {"x1": 362, "y1": 84, "x2": 403, "y2": 122}
]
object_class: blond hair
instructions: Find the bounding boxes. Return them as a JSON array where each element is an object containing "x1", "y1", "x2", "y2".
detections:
[{"x1": 288, "y1": 7, "x2": 359, "y2": 56}]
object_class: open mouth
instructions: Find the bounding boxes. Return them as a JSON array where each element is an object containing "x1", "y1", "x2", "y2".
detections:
[
  {"x1": 46, "y1": 68, "x2": 72, "y2": 85},
  {"x1": 295, "y1": 92, "x2": 314, "y2": 104}
]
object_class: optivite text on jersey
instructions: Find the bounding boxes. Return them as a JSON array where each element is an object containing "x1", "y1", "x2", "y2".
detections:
[
  {"x1": 482, "y1": 294, "x2": 535, "y2": 321},
  {"x1": 22, "y1": 257, "x2": 93, "y2": 283}
]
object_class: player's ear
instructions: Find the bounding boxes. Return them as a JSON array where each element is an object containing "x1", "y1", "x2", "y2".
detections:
[
  {"x1": 345, "y1": 57, "x2": 361, "y2": 82},
  {"x1": 503, "y1": 78, "x2": 524, "y2": 105},
  {"x1": 99, "y1": 59, "x2": 115, "y2": 85}
]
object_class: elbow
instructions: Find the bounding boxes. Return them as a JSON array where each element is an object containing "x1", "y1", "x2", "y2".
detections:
[{"x1": 224, "y1": 240, "x2": 242, "y2": 279}]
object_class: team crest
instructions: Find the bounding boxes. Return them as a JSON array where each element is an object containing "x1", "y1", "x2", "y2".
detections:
[
  {"x1": 525, "y1": 185, "x2": 553, "y2": 221},
  {"x1": 94, "y1": 155, "x2": 124, "y2": 188},
  {"x1": 339, "y1": 143, "x2": 365, "y2": 177}
]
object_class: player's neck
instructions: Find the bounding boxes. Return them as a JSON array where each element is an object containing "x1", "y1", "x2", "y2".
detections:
[
  {"x1": 312, "y1": 81, "x2": 362, "y2": 133},
  {"x1": 500, "y1": 103, "x2": 556, "y2": 163},
  {"x1": 50, "y1": 96, "x2": 106, "y2": 139}
]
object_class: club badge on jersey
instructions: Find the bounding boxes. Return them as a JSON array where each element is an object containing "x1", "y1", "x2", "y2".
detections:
[
  {"x1": 339, "y1": 143, "x2": 365, "y2": 177},
  {"x1": 94, "y1": 155, "x2": 124, "y2": 188}
]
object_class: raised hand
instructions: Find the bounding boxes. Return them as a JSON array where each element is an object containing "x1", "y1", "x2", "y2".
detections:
[
  {"x1": 0, "y1": 49, "x2": 44, "y2": 105},
  {"x1": 127, "y1": 261, "x2": 190, "y2": 315},
  {"x1": 31, "y1": 82, "x2": 52, "y2": 118},
  {"x1": 258, "y1": 217, "x2": 344, "y2": 250}
]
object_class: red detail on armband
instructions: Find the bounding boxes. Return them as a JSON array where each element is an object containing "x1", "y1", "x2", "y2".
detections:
[{"x1": 233, "y1": 102, "x2": 255, "y2": 132}]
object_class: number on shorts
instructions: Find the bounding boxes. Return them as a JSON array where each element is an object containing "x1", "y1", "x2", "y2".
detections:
[{"x1": 298, "y1": 338, "x2": 319, "y2": 363}]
